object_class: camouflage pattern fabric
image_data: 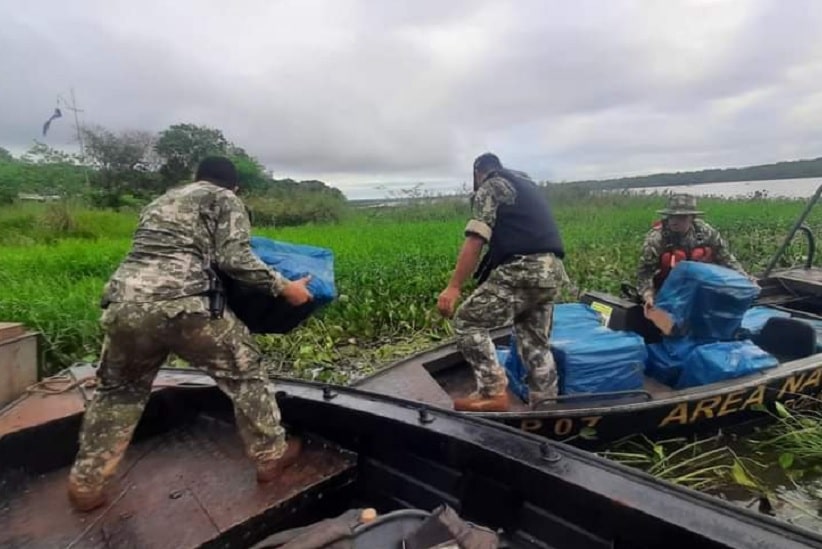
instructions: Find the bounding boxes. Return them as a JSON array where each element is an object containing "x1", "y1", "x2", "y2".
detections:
[
  {"x1": 636, "y1": 218, "x2": 747, "y2": 299},
  {"x1": 70, "y1": 297, "x2": 287, "y2": 489},
  {"x1": 456, "y1": 174, "x2": 568, "y2": 404},
  {"x1": 103, "y1": 181, "x2": 288, "y2": 304},
  {"x1": 463, "y1": 175, "x2": 516, "y2": 241},
  {"x1": 454, "y1": 253, "x2": 567, "y2": 403},
  {"x1": 70, "y1": 180, "x2": 290, "y2": 490}
]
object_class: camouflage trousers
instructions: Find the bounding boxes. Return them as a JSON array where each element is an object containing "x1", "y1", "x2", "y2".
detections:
[
  {"x1": 69, "y1": 296, "x2": 286, "y2": 489},
  {"x1": 454, "y1": 253, "x2": 566, "y2": 405}
]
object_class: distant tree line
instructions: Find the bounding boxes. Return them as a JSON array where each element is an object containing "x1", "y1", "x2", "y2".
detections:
[
  {"x1": 0, "y1": 123, "x2": 346, "y2": 225},
  {"x1": 555, "y1": 156, "x2": 822, "y2": 190}
]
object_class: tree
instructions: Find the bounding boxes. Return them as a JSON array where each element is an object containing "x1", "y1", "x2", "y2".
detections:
[
  {"x1": 81, "y1": 125, "x2": 161, "y2": 206},
  {"x1": 21, "y1": 140, "x2": 80, "y2": 165},
  {"x1": 154, "y1": 123, "x2": 229, "y2": 186},
  {"x1": 0, "y1": 147, "x2": 12, "y2": 162}
]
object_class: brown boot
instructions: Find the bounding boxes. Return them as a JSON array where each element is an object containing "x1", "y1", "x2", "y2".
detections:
[
  {"x1": 453, "y1": 392, "x2": 509, "y2": 412},
  {"x1": 67, "y1": 476, "x2": 107, "y2": 512},
  {"x1": 256, "y1": 437, "x2": 303, "y2": 483}
]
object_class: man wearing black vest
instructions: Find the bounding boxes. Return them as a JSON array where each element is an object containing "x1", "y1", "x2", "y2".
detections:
[{"x1": 437, "y1": 153, "x2": 567, "y2": 412}]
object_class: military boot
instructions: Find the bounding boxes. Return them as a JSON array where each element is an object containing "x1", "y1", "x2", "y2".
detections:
[
  {"x1": 256, "y1": 437, "x2": 303, "y2": 483},
  {"x1": 67, "y1": 474, "x2": 107, "y2": 512},
  {"x1": 453, "y1": 392, "x2": 509, "y2": 412}
]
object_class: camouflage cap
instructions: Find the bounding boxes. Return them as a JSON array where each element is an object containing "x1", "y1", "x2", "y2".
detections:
[{"x1": 656, "y1": 193, "x2": 704, "y2": 215}]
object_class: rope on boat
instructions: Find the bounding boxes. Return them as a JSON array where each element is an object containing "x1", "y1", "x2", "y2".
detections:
[{"x1": 25, "y1": 373, "x2": 97, "y2": 395}]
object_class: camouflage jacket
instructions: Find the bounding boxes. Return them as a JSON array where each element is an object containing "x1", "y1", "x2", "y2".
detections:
[
  {"x1": 636, "y1": 218, "x2": 746, "y2": 297},
  {"x1": 102, "y1": 181, "x2": 288, "y2": 304},
  {"x1": 466, "y1": 174, "x2": 567, "y2": 287}
]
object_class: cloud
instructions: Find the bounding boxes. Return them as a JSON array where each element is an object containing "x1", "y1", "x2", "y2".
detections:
[{"x1": 1, "y1": 0, "x2": 821, "y2": 198}]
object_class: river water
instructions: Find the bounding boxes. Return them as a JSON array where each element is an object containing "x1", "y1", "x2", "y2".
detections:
[{"x1": 622, "y1": 177, "x2": 822, "y2": 199}]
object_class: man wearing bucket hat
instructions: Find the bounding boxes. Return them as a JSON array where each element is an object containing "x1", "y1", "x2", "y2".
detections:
[{"x1": 636, "y1": 193, "x2": 750, "y2": 310}]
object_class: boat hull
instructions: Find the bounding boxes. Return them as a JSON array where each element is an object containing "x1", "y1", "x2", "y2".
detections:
[
  {"x1": 3, "y1": 365, "x2": 822, "y2": 548},
  {"x1": 355, "y1": 329, "x2": 822, "y2": 448}
]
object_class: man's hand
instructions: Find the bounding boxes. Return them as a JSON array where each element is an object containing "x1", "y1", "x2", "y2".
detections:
[
  {"x1": 281, "y1": 276, "x2": 313, "y2": 306},
  {"x1": 437, "y1": 285, "x2": 461, "y2": 318},
  {"x1": 642, "y1": 291, "x2": 654, "y2": 317}
]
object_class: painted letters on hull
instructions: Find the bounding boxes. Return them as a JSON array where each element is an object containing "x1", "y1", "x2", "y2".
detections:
[{"x1": 515, "y1": 366, "x2": 822, "y2": 444}]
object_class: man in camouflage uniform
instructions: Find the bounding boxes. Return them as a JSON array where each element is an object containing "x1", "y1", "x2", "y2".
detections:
[
  {"x1": 67, "y1": 157, "x2": 313, "y2": 512},
  {"x1": 437, "y1": 153, "x2": 567, "y2": 412},
  {"x1": 637, "y1": 193, "x2": 750, "y2": 311}
]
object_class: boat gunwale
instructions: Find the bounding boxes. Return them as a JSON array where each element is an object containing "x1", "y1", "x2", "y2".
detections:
[{"x1": 4, "y1": 365, "x2": 822, "y2": 548}]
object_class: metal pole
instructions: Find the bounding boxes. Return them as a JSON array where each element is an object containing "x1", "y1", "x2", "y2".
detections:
[
  {"x1": 761, "y1": 182, "x2": 822, "y2": 277},
  {"x1": 70, "y1": 88, "x2": 86, "y2": 163},
  {"x1": 59, "y1": 88, "x2": 90, "y2": 188}
]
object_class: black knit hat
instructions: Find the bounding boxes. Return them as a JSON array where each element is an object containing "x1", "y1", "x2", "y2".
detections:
[
  {"x1": 473, "y1": 152, "x2": 501, "y2": 172},
  {"x1": 196, "y1": 156, "x2": 239, "y2": 189}
]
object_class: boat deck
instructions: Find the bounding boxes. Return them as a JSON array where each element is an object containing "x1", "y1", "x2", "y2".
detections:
[
  {"x1": 0, "y1": 414, "x2": 357, "y2": 549},
  {"x1": 361, "y1": 357, "x2": 676, "y2": 412}
]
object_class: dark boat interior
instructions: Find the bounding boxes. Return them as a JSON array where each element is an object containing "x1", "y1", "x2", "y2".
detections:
[{"x1": 3, "y1": 367, "x2": 821, "y2": 548}]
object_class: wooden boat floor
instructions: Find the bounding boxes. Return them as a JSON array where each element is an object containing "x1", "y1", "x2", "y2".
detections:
[{"x1": 0, "y1": 414, "x2": 356, "y2": 549}]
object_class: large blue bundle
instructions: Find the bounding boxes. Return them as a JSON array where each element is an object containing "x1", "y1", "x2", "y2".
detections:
[
  {"x1": 645, "y1": 337, "x2": 709, "y2": 387},
  {"x1": 552, "y1": 327, "x2": 647, "y2": 395},
  {"x1": 223, "y1": 236, "x2": 337, "y2": 334},
  {"x1": 676, "y1": 340, "x2": 778, "y2": 389},
  {"x1": 655, "y1": 261, "x2": 760, "y2": 340},
  {"x1": 250, "y1": 237, "x2": 337, "y2": 303},
  {"x1": 499, "y1": 304, "x2": 605, "y2": 403}
]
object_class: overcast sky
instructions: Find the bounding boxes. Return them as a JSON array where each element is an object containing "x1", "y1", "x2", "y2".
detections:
[{"x1": 2, "y1": 0, "x2": 821, "y2": 199}]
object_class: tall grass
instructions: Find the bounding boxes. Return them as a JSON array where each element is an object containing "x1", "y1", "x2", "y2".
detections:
[{"x1": 0, "y1": 193, "x2": 818, "y2": 376}]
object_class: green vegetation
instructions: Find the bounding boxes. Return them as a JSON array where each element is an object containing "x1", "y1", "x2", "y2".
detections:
[
  {"x1": 1, "y1": 190, "x2": 818, "y2": 379},
  {"x1": 599, "y1": 402, "x2": 822, "y2": 531},
  {"x1": 3, "y1": 185, "x2": 822, "y2": 529}
]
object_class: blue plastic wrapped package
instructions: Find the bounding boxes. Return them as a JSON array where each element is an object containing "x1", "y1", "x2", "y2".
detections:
[
  {"x1": 676, "y1": 340, "x2": 778, "y2": 389},
  {"x1": 552, "y1": 327, "x2": 647, "y2": 395},
  {"x1": 250, "y1": 237, "x2": 337, "y2": 303},
  {"x1": 654, "y1": 261, "x2": 760, "y2": 340},
  {"x1": 740, "y1": 307, "x2": 791, "y2": 336},
  {"x1": 500, "y1": 336, "x2": 530, "y2": 403},
  {"x1": 553, "y1": 303, "x2": 604, "y2": 330},
  {"x1": 645, "y1": 343, "x2": 685, "y2": 387},
  {"x1": 222, "y1": 236, "x2": 337, "y2": 334},
  {"x1": 645, "y1": 338, "x2": 702, "y2": 387}
]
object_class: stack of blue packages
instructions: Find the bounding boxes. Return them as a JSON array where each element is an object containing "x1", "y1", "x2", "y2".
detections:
[
  {"x1": 500, "y1": 303, "x2": 645, "y2": 400},
  {"x1": 644, "y1": 261, "x2": 779, "y2": 388},
  {"x1": 223, "y1": 236, "x2": 337, "y2": 334},
  {"x1": 655, "y1": 261, "x2": 760, "y2": 340},
  {"x1": 552, "y1": 327, "x2": 647, "y2": 395},
  {"x1": 647, "y1": 338, "x2": 778, "y2": 389},
  {"x1": 500, "y1": 303, "x2": 606, "y2": 402}
]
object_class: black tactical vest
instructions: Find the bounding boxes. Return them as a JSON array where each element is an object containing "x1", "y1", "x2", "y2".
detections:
[{"x1": 474, "y1": 169, "x2": 564, "y2": 283}]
